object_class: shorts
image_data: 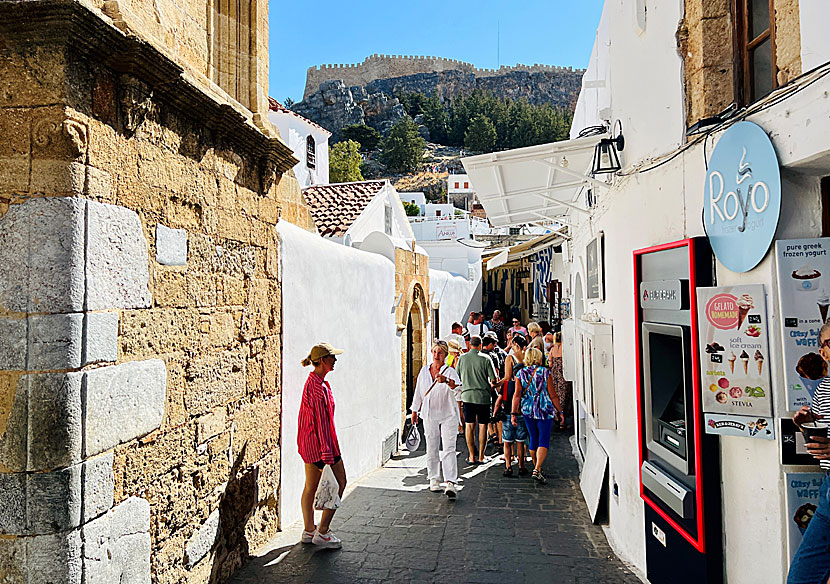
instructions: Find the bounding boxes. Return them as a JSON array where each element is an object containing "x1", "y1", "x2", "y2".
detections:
[
  {"x1": 502, "y1": 415, "x2": 529, "y2": 443},
  {"x1": 462, "y1": 402, "x2": 490, "y2": 425},
  {"x1": 312, "y1": 455, "x2": 341, "y2": 470},
  {"x1": 525, "y1": 418, "x2": 553, "y2": 451}
]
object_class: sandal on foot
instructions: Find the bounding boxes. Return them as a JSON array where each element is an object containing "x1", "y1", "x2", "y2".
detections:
[
  {"x1": 517, "y1": 466, "x2": 529, "y2": 476},
  {"x1": 503, "y1": 467, "x2": 514, "y2": 477}
]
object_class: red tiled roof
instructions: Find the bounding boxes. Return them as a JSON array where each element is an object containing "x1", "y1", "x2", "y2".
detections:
[
  {"x1": 268, "y1": 97, "x2": 332, "y2": 136},
  {"x1": 303, "y1": 181, "x2": 387, "y2": 238}
]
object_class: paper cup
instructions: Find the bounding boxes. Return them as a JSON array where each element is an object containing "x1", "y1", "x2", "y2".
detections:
[
  {"x1": 794, "y1": 275, "x2": 822, "y2": 292},
  {"x1": 800, "y1": 422, "x2": 828, "y2": 444}
]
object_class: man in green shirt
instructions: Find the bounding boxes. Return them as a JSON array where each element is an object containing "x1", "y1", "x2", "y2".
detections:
[{"x1": 455, "y1": 336, "x2": 498, "y2": 464}]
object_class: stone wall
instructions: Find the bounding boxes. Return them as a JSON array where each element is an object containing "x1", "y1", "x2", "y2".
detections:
[
  {"x1": 0, "y1": 2, "x2": 301, "y2": 583},
  {"x1": 395, "y1": 248, "x2": 430, "y2": 423},
  {"x1": 680, "y1": 0, "x2": 802, "y2": 124},
  {"x1": 304, "y1": 53, "x2": 584, "y2": 99}
]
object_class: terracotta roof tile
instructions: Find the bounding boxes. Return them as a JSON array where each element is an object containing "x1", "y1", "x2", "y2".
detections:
[
  {"x1": 268, "y1": 97, "x2": 332, "y2": 136},
  {"x1": 302, "y1": 181, "x2": 387, "y2": 238}
]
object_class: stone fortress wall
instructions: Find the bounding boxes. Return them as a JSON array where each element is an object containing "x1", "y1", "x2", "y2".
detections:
[{"x1": 304, "y1": 53, "x2": 586, "y2": 98}]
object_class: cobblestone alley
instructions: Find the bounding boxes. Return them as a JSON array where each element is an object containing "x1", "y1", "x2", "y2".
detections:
[{"x1": 230, "y1": 429, "x2": 642, "y2": 584}]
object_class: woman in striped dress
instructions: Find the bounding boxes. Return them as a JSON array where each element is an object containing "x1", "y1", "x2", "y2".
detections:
[
  {"x1": 789, "y1": 319, "x2": 830, "y2": 583},
  {"x1": 298, "y1": 343, "x2": 347, "y2": 549}
]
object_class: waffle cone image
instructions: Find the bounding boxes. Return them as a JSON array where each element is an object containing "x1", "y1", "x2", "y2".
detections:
[
  {"x1": 729, "y1": 361, "x2": 735, "y2": 373},
  {"x1": 743, "y1": 359, "x2": 748, "y2": 374},
  {"x1": 737, "y1": 307, "x2": 749, "y2": 329},
  {"x1": 757, "y1": 359, "x2": 763, "y2": 374}
]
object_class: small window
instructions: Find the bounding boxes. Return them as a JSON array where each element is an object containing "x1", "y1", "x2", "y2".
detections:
[
  {"x1": 464, "y1": 182, "x2": 469, "y2": 189},
  {"x1": 736, "y1": 0, "x2": 777, "y2": 103},
  {"x1": 384, "y1": 204, "x2": 392, "y2": 235},
  {"x1": 436, "y1": 209, "x2": 442, "y2": 216},
  {"x1": 455, "y1": 182, "x2": 460, "y2": 189},
  {"x1": 306, "y1": 136, "x2": 316, "y2": 169}
]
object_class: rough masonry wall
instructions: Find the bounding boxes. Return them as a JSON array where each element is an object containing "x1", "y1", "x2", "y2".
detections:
[
  {"x1": 681, "y1": 0, "x2": 802, "y2": 125},
  {"x1": 304, "y1": 53, "x2": 583, "y2": 99},
  {"x1": 0, "y1": 18, "x2": 298, "y2": 584}
]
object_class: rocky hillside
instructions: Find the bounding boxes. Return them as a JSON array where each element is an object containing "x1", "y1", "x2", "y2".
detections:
[{"x1": 292, "y1": 66, "x2": 582, "y2": 142}]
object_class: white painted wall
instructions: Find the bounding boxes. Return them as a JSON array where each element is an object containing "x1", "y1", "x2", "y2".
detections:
[
  {"x1": 345, "y1": 183, "x2": 415, "y2": 245},
  {"x1": 800, "y1": 0, "x2": 830, "y2": 72},
  {"x1": 410, "y1": 217, "x2": 471, "y2": 241},
  {"x1": 277, "y1": 221, "x2": 401, "y2": 529},
  {"x1": 429, "y1": 268, "x2": 481, "y2": 338},
  {"x1": 448, "y1": 173, "x2": 474, "y2": 193},
  {"x1": 561, "y1": 1, "x2": 830, "y2": 581},
  {"x1": 268, "y1": 110, "x2": 330, "y2": 188}
]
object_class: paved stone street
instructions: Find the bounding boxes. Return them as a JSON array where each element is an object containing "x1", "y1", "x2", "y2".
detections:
[{"x1": 230, "y1": 428, "x2": 642, "y2": 584}]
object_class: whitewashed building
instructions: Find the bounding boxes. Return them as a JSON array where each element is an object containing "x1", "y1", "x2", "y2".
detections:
[
  {"x1": 465, "y1": 1, "x2": 830, "y2": 582},
  {"x1": 268, "y1": 98, "x2": 331, "y2": 188},
  {"x1": 448, "y1": 172, "x2": 476, "y2": 210}
]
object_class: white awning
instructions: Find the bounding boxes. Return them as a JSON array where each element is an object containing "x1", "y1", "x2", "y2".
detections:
[{"x1": 461, "y1": 134, "x2": 609, "y2": 228}]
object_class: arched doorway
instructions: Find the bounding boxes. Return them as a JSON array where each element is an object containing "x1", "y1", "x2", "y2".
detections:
[{"x1": 404, "y1": 297, "x2": 424, "y2": 412}]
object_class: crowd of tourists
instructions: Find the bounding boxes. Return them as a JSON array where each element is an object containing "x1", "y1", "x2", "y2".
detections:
[
  {"x1": 411, "y1": 311, "x2": 573, "y2": 499},
  {"x1": 292, "y1": 312, "x2": 573, "y2": 549}
]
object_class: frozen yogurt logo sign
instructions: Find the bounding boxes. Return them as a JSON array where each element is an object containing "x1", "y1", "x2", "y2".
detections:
[
  {"x1": 705, "y1": 293, "x2": 739, "y2": 330},
  {"x1": 704, "y1": 122, "x2": 781, "y2": 273}
]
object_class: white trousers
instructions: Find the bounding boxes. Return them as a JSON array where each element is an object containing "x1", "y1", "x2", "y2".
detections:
[{"x1": 424, "y1": 416, "x2": 458, "y2": 484}]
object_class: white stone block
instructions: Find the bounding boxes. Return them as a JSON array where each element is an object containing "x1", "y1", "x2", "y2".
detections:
[
  {"x1": 0, "y1": 374, "x2": 28, "y2": 471},
  {"x1": 0, "y1": 317, "x2": 26, "y2": 369},
  {"x1": 85, "y1": 201, "x2": 151, "y2": 311},
  {"x1": 27, "y1": 313, "x2": 84, "y2": 370},
  {"x1": 81, "y1": 497, "x2": 151, "y2": 584},
  {"x1": 83, "y1": 360, "x2": 166, "y2": 457},
  {"x1": 27, "y1": 529, "x2": 83, "y2": 584},
  {"x1": 0, "y1": 197, "x2": 86, "y2": 313},
  {"x1": 0, "y1": 473, "x2": 26, "y2": 534},
  {"x1": 83, "y1": 312, "x2": 119, "y2": 364},
  {"x1": 26, "y1": 465, "x2": 83, "y2": 534},
  {"x1": 27, "y1": 372, "x2": 83, "y2": 472},
  {"x1": 81, "y1": 453, "x2": 115, "y2": 523},
  {"x1": 110, "y1": 496, "x2": 151, "y2": 540},
  {"x1": 184, "y1": 509, "x2": 220, "y2": 567},
  {"x1": 155, "y1": 223, "x2": 188, "y2": 266}
]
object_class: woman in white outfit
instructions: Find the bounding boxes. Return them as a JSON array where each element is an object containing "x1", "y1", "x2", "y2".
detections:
[{"x1": 410, "y1": 341, "x2": 464, "y2": 499}]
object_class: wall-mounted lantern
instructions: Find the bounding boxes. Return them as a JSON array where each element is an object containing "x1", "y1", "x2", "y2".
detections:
[{"x1": 592, "y1": 121, "x2": 625, "y2": 175}]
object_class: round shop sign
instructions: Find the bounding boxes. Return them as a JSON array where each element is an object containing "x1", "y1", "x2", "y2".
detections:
[{"x1": 704, "y1": 121, "x2": 781, "y2": 273}]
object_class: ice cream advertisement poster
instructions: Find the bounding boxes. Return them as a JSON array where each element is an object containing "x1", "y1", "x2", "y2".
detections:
[
  {"x1": 704, "y1": 413, "x2": 774, "y2": 440},
  {"x1": 775, "y1": 238, "x2": 830, "y2": 410},
  {"x1": 696, "y1": 284, "x2": 773, "y2": 417},
  {"x1": 786, "y1": 472, "x2": 825, "y2": 563}
]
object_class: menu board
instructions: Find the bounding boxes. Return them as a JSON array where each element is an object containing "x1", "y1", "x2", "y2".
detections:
[
  {"x1": 775, "y1": 238, "x2": 830, "y2": 410},
  {"x1": 786, "y1": 472, "x2": 826, "y2": 563},
  {"x1": 696, "y1": 285, "x2": 773, "y2": 417}
]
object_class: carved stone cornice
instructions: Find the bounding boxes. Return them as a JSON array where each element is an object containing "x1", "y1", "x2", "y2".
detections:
[{"x1": 0, "y1": 0, "x2": 298, "y2": 176}]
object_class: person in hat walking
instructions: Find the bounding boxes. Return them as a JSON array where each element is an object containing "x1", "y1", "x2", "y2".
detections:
[
  {"x1": 411, "y1": 341, "x2": 463, "y2": 499},
  {"x1": 298, "y1": 343, "x2": 347, "y2": 549}
]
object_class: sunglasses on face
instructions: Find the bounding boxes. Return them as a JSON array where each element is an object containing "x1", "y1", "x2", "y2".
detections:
[{"x1": 821, "y1": 338, "x2": 830, "y2": 350}]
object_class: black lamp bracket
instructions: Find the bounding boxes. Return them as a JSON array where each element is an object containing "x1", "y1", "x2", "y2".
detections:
[{"x1": 612, "y1": 119, "x2": 625, "y2": 151}]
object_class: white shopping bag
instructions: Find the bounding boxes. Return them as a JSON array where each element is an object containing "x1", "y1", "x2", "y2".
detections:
[{"x1": 313, "y1": 465, "x2": 341, "y2": 511}]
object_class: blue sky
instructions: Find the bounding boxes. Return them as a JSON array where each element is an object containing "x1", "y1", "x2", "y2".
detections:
[{"x1": 268, "y1": 0, "x2": 604, "y2": 103}]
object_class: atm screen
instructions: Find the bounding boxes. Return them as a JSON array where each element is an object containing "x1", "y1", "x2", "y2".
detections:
[{"x1": 648, "y1": 332, "x2": 688, "y2": 460}]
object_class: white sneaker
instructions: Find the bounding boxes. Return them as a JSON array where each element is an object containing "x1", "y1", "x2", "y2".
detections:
[
  {"x1": 429, "y1": 479, "x2": 442, "y2": 492},
  {"x1": 445, "y1": 482, "x2": 457, "y2": 499},
  {"x1": 301, "y1": 528, "x2": 316, "y2": 543},
  {"x1": 311, "y1": 530, "x2": 342, "y2": 549}
]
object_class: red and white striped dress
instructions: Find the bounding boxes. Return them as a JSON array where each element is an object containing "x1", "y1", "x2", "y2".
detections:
[{"x1": 297, "y1": 372, "x2": 341, "y2": 465}]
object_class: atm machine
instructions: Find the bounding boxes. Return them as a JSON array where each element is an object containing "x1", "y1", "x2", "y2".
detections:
[{"x1": 634, "y1": 238, "x2": 723, "y2": 584}]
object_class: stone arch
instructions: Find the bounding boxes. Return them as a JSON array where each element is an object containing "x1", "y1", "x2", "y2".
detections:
[{"x1": 402, "y1": 282, "x2": 429, "y2": 416}]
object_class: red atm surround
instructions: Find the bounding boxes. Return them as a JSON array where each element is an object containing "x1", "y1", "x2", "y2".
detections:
[{"x1": 633, "y1": 238, "x2": 710, "y2": 553}]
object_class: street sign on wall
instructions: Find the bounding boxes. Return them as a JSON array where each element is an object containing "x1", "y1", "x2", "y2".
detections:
[{"x1": 703, "y1": 122, "x2": 781, "y2": 273}]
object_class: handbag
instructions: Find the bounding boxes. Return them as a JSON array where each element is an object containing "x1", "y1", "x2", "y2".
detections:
[{"x1": 313, "y1": 465, "x2": 341, "y2": 510}]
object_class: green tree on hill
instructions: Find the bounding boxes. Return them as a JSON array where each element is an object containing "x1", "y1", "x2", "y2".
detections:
[
  {"x1": 329, "y1": 140, "x2": 364, "y2": 183},
  {"x1": 465, "y1": 114, "x2": 497, "y2": 153},
  {"x1": 403, "y1": 201, "x2": 421, "y2": 216},
  {"x1": 380, "y1": 117, "x2": 426, "y2": 173},
  {"x1": 421, "y1": 94, "x2": 450, "y2": 144},
  {"x1": 341, "y1": 124, "x2": 382, "y2": 152}
]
